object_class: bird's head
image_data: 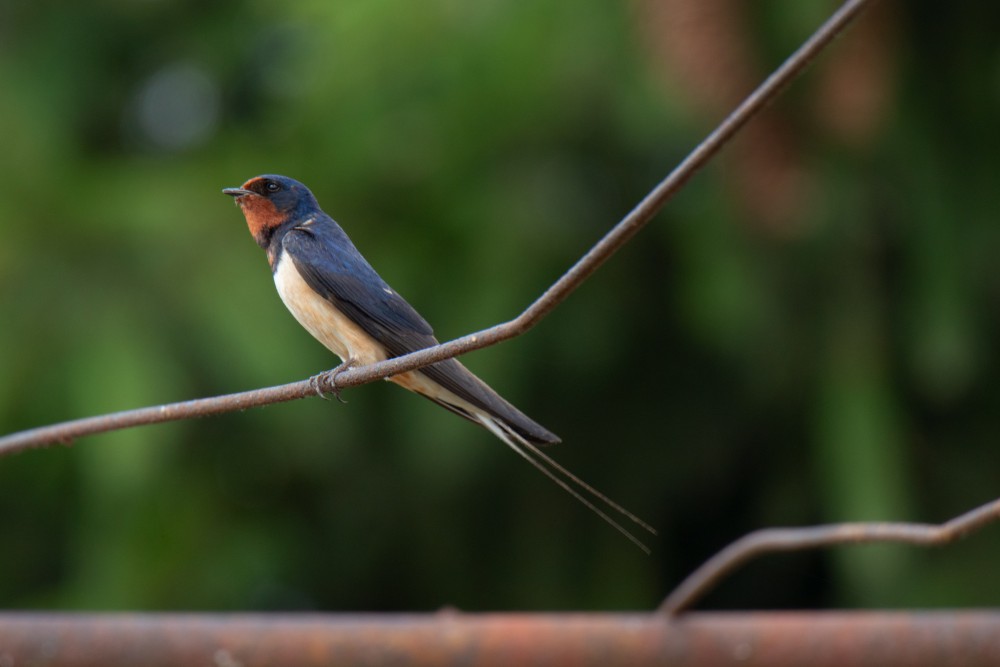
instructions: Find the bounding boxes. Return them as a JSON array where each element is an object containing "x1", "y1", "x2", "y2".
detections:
[{"x1": 223, "y1": 174, "x2": 318, "y2": 248}]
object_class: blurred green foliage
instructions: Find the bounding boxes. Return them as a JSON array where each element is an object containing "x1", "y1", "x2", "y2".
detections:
[{"x1": 1, "y1": 0, "x2": 999, "y2": 612}]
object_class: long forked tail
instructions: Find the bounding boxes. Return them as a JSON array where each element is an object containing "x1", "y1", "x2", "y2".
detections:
[
  {"x1": 392, "y1": 363, "x2": 655, "y2": 549},
  {"x1": 477, "y1": 415, "x2": 657, "y2": 553}
]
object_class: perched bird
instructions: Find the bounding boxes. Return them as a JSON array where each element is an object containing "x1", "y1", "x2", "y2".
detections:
[{"x1": 224, "y1": 174, "x2": 653, "y2": 549}]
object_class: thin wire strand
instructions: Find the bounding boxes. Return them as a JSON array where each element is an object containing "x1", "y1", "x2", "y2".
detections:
[
  {"x1": 0, "y1": 0, "x2": 871, "y2": 458},
  {"x1": 659, "y1": 497, "x2": 1000, "y2": 615}
]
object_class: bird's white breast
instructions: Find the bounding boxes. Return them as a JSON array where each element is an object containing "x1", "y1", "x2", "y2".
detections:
[{"x1": 272, "y1": 253, "x2": 387, "y2": 366}]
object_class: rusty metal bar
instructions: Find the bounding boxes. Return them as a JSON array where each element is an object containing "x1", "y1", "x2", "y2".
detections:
[{"x1": 0, "y1": 612, "x2": 998, "y2": 666}]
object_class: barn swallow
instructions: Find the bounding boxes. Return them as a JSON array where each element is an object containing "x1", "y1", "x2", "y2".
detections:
[{"x1": 224, "y1": 174, "x2": 653, "y2": 549}]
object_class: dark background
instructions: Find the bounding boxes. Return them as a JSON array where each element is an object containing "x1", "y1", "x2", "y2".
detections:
[{"x1": 1, "y1": 0, "x2": 998, "y2": 611}]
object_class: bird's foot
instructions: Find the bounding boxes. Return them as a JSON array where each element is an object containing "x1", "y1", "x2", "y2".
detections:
[{"x1": 310, "y1": 358, "x2": 358, "y2": 403}]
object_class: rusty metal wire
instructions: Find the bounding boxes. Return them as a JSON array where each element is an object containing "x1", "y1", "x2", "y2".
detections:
[
  {"x1": 1, "y1": 612, "x2": 999, "y2": 667},
  {"x1": 0, "y1": 0, "x2": 871, "y2": 457},
  {"x1": 660, "y1": 497, "x2": 1000, "y2": 615}
]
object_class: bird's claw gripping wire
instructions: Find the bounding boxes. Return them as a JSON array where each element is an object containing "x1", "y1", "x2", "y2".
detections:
[{"x1": 310, "y1": 358, "x2": 358, "y2": 403}]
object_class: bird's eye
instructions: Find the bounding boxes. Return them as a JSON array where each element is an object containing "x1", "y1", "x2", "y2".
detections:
[{"x1": 265, "y1": 181, "x2": 281, "y2": 193}]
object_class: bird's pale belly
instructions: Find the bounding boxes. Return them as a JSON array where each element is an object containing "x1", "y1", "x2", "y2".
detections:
[
  {"x1": 272, "y1": 253, "x2": 482, "y2": 410},
  {"x1": 272, "y1": 254, "x2": 387, "y2": 366}
]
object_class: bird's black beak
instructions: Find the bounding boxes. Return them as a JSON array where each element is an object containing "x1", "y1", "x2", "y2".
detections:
[{"x1": 222, "y1": 187, "x2": 253, "y2": 197}]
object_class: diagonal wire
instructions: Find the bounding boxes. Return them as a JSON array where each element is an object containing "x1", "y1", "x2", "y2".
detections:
[
  {"x1": 0, "y1": 0, "x2": 871, "y2": 456},
  {"x1": 660, "y1": 496, "x2": 1000, "y2": 615}
]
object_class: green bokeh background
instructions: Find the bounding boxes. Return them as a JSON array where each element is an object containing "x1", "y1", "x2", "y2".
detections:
[{"x1": 1, "y1": 1, "x2": 998, "y2": 612}]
